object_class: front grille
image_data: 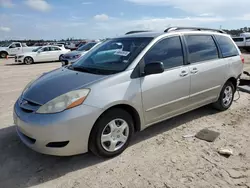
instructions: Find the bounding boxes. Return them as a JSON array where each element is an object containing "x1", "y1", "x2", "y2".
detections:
[{"x1": 19, "y1": 98, "x2": 41, "y2": 113}]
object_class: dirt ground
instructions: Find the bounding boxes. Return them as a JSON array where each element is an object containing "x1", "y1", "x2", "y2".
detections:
[{"x1": 0, "y1": 55, "x2": 250, "y2": 188}]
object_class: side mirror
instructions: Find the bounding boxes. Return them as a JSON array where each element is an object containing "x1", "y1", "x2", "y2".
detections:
[
  {"x1": 143, "y1": 62, "x2": 164, "y2": 76},
  {"x1": 9, "y1": 46, "x2": 15, "y2": 49}
]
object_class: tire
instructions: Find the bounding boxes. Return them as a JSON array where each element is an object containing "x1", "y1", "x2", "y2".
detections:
[
  {"x1": 0, "y1": 51, "x2": 8, "y2": 59},
  {"x1": 59, "y1": 54, "x2": 63, "y2": 61},
  {"x1": 24, "y1": 57, "x2": 34, "y2": 65},
  {"x1": 213, "y1": 81, "x2": 235, "y2": 111},
  {"x1": 89, "y1": 108, "x2": 134, "y2": 158}
]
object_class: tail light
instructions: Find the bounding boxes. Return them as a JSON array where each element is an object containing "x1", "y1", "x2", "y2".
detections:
[{"x1": 240, "y1": 55, "x2": 245, "y2": 64}]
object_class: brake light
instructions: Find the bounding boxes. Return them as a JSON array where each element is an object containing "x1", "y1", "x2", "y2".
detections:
[{"x1": 240, "y1": 55, "x2": 245, "y2": 64}]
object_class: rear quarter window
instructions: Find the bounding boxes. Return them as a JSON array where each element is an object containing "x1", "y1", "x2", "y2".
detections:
[
  {"x1": 232, "y1": 37, "x2": 244, "y2": 42},
  {"x1": 215, "y1": 35, "x2": 239, "y2": 58}
]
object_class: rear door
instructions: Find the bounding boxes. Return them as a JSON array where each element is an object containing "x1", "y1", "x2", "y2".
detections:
[
  {"x1": 49, "y1": 46, "x2": 62, "y2": 61},
  {"x1": 140, "y1": 36, "x2": 191, "y2": 126},
  {"x1": 184, "y1": 34, "x2": 227, "y2": 107}
]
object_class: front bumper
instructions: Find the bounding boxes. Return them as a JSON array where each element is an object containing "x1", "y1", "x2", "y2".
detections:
[
  {"x1": 61, "y1": 57, "x2": 79, "y2": 65},
  {"x1": 13, "y1": 100, "x2": 103, "y2": 156},
  {"x1": 15, "y1": 56, "x2": 24, "y2": 63}
]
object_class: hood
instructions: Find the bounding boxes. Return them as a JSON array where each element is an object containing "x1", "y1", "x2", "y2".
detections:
[
  {"x1": 64, "y1": 51, "x2": 83, "y2": 57},
  {"x1": 23, "y1": 67, "x2": 108, "y2": 104},
  {"x1": 0, "y1": 47, "x2": 7, "y2": 51}
]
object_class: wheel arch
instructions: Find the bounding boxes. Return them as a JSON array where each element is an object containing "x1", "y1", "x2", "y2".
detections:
[
  {"x1": 226, "y1": 77, "x2": 237, "y2": 92},
  {"x1": 0, "y1": 51, "x2": 9, "y2": 58},
  {"x1": 88, "y1": 103, "x2": 142, "y2": 150},
  {"x1": 24, "y1": 56, "x2": 34, "y2": 64}
]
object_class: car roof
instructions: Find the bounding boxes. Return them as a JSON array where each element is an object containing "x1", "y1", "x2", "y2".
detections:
[
  {"x1": 41, "y1": 45, "x2": 62, "y2": 48},
  {"x1": 117, "y1": 30, "x2": 230, "y2": 39},
  {"x1": 119, "y1": 32, "x2": 163, "y2": 38}
]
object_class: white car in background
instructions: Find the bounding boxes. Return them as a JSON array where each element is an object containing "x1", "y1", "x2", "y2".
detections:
[{"x1": 15, "y1": 46, "x2": 70, "y2": 64}]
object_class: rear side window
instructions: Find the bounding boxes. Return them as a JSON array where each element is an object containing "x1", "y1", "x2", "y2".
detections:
[
  {"x1": 185, "y1": 35, "x2": 218, "y2": 63},
  {"x1": 215, "y1": 35, "x2": 239, "y2": 58},
  {"x1": 144, "y1": 36, "x2": 184, "y2": 69},
  {"x1": 233, "y1": 37, "x2": 244, "y2": 42}
]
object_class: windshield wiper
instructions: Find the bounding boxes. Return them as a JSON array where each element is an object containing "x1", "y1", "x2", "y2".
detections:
[{"x1": 70, "y1": 65, "x2": 107, "y2": 75}]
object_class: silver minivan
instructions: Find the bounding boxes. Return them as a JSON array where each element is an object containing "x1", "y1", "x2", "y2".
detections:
[{"x1": 14, "y1": 27, "x2": 244, "y2": 157}]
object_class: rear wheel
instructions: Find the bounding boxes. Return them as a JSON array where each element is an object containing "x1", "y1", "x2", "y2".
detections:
[
  {"x1": 24, "y1": 57, "x2": 34, "y2": 65},
  {"x1": 89, "y1": 108, "x2": 134, "y2": 158},
  {"x1": 0, "y1": 51, "x2": 8, "y2": 58},
  {"x1": 213, "y1": 81, "x2": 235, "y2": 111}
]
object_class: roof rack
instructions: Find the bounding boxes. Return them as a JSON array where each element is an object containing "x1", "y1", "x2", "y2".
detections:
[
  {"x1": 164, "y1": 27, "x2": 226, "y2": 34},
  {"x1": 125, "y1": 30, "x2": 151, "y2": 35}
]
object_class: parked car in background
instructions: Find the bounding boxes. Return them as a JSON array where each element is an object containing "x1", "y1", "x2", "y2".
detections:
[
  {"x1": 60, "y1": 41, "x2": 101, "y2": 65},
  {"x1": 0, "y1": 42, "x2": 38, "y2": 58},
  {"x1": 232, "y1": 33, "x2": 250, "y2": 51},
  {"x1": 15, "y1": 45, "x2": 70, "y2": 64}
]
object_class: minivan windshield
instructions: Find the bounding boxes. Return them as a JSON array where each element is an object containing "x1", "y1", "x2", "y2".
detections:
[
  {"x1": 77, "y1": 42, "x2": 97, "y2": 51},
  {"x1": 71, "y1": 37, "x2": 153, "y2": 75}
]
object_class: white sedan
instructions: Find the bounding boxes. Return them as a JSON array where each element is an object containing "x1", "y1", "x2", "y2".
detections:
[{"x1": 15, "y1": 46, "x2": 70, "y2": 64}]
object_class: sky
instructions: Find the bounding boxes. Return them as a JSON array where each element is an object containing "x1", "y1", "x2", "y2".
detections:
[{"x1": 0, "y1": 0, "x2": 250, "y2": 40}]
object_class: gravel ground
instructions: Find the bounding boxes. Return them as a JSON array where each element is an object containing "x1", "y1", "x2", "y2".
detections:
[{"x1": 0, "y1": 56, "x2": 250, "y2": 188}]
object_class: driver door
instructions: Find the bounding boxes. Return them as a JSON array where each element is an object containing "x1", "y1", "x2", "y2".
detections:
[
  {"x1": 140, "y1": 36, "x2": 191, "y2": 126},
  {"x1": 8, "y1": 43, "x2": 22, "y2": 56}
]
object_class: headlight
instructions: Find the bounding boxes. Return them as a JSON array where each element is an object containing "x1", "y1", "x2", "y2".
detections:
[
  {"x1": 73, "y1": 54, "x2": 81, "y2": 59},
  {"x1": 36, "y1": 89, "x2": 90, "y2": 114},
  {"x1": 18, "y1": 55, "x2": 24, "y2": 58}
]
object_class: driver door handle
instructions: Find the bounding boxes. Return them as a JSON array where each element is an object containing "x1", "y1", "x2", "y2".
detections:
[
  {"x1": 180, "y1": 70, "x2": 189, "y2": 77},
  {"x1": 190, "y1": 67, "x2": 198, "y2": 74}
]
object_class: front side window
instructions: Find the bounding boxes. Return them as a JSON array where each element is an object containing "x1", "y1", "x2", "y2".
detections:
[
  {"x1": 71, "y1": 37, "x2": 153, "y2": 75},
  {"x1": 15, "y1": 43, "x2": 21, "y2": 47},
  {"x1": 9, "y1": 44, "x2": 17, "y2": 48},
  {"x1": 215, "y1": 35, "x2": 239, "y2": 58},
  {"x1": 185, "y1": 35, "x2": 219, "y2": 63},
  {"x1": 41, "y1": 47, "x2": 50, "y2": 52},
  {"x1": 144, "y1": 36, "x2": 184, "y2": 69}
]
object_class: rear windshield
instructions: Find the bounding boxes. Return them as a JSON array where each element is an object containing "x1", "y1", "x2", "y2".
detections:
[
  {"x1": 232, "y1": 37, "x2": 244, "y2": 42},
  {"x1": 215, "y1": 35, "x2": 239, "y2": 58}
]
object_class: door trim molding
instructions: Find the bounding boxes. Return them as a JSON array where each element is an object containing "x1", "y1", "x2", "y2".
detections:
[
  {"x1": 146, "y1": 96, "x2": 189, "y2": 112},
  {"x1": 190, "y1": 85, "x2": 221, "y2": 98}
]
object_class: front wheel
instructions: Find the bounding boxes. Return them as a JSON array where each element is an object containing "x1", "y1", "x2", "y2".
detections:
[
  {"x1": 89, "y1": 109, "x2": 134, "y2": 158},
  {"x1": 59, "y1": 54, "x2": 64, "y2": 61},
  {"x1": 213, "y1": 81, "x2": 235, "y2": 111},
  {"x1": 24, "y1": 57, "x2": 34, "y2": 65},
  {"x1": 0, "y1": 51, "x2": 8, "y2": 58}
]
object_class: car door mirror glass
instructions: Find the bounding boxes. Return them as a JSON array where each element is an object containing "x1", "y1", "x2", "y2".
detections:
[{"x1": 144, "y1": 62, "x2": 164, "y2": 76}]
